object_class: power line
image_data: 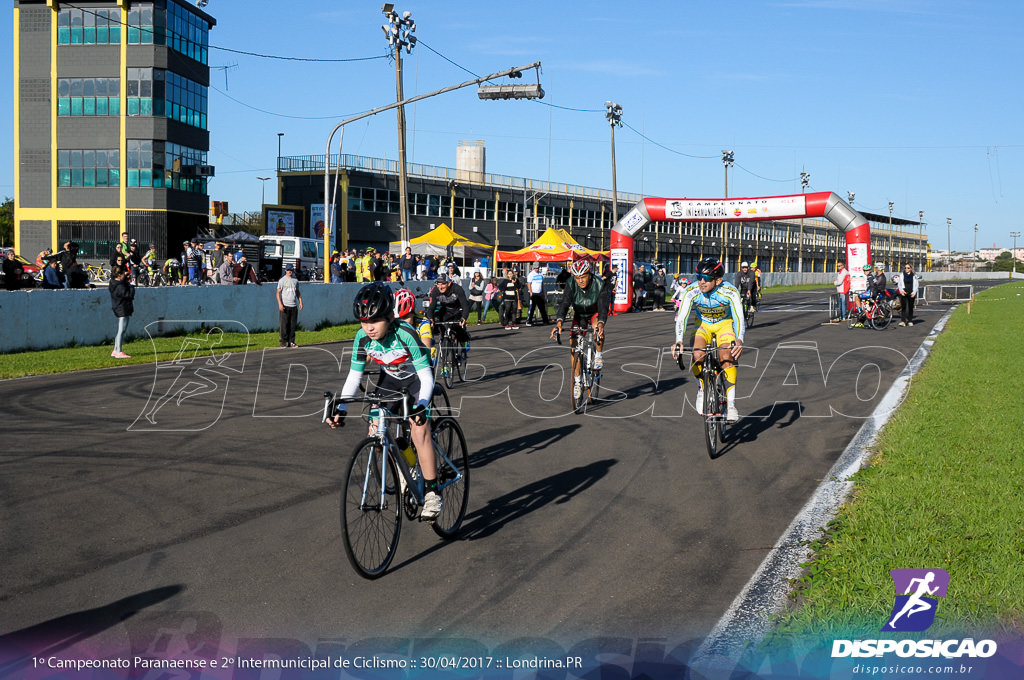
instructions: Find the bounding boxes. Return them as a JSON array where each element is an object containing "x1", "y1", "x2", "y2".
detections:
[
  {"x1": 621, "y1": 121, "x2": 719, "y2": 159},
  {"x1": 211, "y1": 85, "x2": 374, "y2": 120}
]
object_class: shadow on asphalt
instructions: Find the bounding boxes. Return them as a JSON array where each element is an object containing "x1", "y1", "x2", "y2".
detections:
[
  {"x1": 710, "y1": 402, "x2": 803, "y2": 459},
  {"x1": 0, "y1": 585, "x2": 185, "y2": 674},
  {"x1": 470, "y1": 425, "x2": 582, "y2": 468}
]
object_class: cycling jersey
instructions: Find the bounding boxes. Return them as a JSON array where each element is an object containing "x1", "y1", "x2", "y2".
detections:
[
  {"x1": 426, "y1": 282, "x2": 469, "y2": 323},
  {"x1": 674, "y1": 281, "x2": 746, "y2": 344},
  {"x1": 556, "y1": 276, "x2": 608, "y2": 324},
  {"x1": 340, "y1": 321, "x2": 434, "y2": 405},
  {"x1": 413, "y1": 316, "x2": 436, "y2": 363}
]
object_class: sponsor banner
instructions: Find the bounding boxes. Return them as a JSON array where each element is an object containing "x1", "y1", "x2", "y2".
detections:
[
  {"x1": 619, "y1": 207, "x2": 648, "y2": 237},
  {"x1": 267, "y1": 209, "x2": 295, "y2": 237},
  {"x1": 309, "y1": 204, "x2": 335, "y2": 249},
  {"x1": 662, "y1": 196, "x2": 807, "y2": 221},
  {"x1": 848, "y1": 241, "x2": 869, "y2": 291},
  {"x1": 611, "y1": 248, "x2": 630, "y2": 305}
]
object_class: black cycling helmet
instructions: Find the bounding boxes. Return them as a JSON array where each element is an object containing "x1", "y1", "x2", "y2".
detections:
[
  {"x1": 353, "y1": 282, "x2": 394, "y2": 321},
  {"x1": 696, "y1": 257, "x2": 725, "y2": 278}
]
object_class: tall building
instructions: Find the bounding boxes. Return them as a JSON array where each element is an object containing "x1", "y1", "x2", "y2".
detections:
[{"x1": 13, "y1": 0, "x2": 215, "y2": 263}]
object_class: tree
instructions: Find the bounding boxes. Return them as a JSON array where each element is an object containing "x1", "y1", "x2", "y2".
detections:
[{"x1": 0, "y1": 197, "x2": 13, "y2": 248}]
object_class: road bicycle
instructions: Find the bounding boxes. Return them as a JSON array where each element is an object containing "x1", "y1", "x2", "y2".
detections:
[
  {"x1": 677, "y1": 337, "x2": 732, "y2": 459},
  {"x1": 555, "y1": 322, "x2": 601, "y2": 414},
  {"x1": 325, "y1": 389, "x2": 469, "y2": 578},
  {"x1": 85, "y1": 263, "x2": 111, "y2": 283},
  {"x1": 849, "y1": 294, "x2": 893, "y2": 330},
  {"x1": 433, "y1": 321, "x2": 467, "y2": 389},
  {"x1": 742, "y1": 293, "x2": 756, "y2": 328}
]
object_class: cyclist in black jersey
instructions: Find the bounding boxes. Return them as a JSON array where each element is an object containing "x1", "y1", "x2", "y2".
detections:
[
  {"x1": 549, "y1": 259, "x2": 609, "y2": 369},
  {"x1": 326, "y1": 282, "x2": 443, "y2": 519},
  {"x1": 425, "y1": 272, "x2": 471, "y2": 353}
]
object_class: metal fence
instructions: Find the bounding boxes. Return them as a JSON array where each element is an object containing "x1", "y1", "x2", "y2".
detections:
[{"x1": 921, "y1": 285, "x2": 973, "y2": 303}]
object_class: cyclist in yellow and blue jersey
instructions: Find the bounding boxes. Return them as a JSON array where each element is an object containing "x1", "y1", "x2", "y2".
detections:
[
  {"x1": 394, "y1": 288, "x2": 435, "y2": 365},
  {"x1": 326, "y1": 282, "x2": 443, "y2": 519},
  {"x1": 670, "y1": 257, "x2": 745, "y2": 422}
]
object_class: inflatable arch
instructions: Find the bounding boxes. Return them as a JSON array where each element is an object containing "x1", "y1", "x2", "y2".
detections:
[{"x1": 609, "y1": 191, "x2": 872, "y2": 313}]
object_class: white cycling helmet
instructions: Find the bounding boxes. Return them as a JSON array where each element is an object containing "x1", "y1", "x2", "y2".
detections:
[{"x1": 569, "y1": 260, "x2": 592, "y2": 276}]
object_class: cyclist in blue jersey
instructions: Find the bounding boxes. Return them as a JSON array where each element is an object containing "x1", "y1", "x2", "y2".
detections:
[
  {"x1": 326, "y1": 282, "x2": 443, "y2": 518},
  {"x1": 670, "y1": 257, "x2": 745, "y2": 422}
]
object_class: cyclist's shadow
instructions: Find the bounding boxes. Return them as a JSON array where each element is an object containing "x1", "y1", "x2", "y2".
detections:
[
  {"x1": 470, "y1": 425, "x2": 582, "y2": 468},
  {"x1": 389, "y1": 458, "x2": 617, "y2": 572},
  {"x1": 715, "y1": 402, "x2": 802, "y2": 456}
]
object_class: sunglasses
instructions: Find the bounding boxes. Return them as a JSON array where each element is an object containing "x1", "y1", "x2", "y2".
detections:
[{"x1": 696, "y1": 273, "x2": 715, "y2": 282}]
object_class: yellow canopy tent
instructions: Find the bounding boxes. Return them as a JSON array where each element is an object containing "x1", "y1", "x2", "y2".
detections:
[
  {"x1": 496, "y1": 227, "x2": 609, "y2": 262},
  {"x1": 389, "y1": 223, "x2": 491, "y2": 260}
]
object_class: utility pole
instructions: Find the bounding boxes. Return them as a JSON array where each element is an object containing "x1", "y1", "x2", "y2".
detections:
[
  {"x1": 918, "y1": 210, "x2": 924, "y2": 271},
  {"x1": 888, "y1": 201, "x2": 894, "y2": 269},
  {"x1": 383, "y1": 4, "x2": 416, "y2": 247},
  {"x1": 606, "y1": 101, "x2": 623, "y2": 229}
]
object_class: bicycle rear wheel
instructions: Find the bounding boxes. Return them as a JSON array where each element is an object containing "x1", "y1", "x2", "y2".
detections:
[
  {"x1": 871, "y1": 302, "x2": 893, "y2": 330},
  {"x1": 456, "y1": 343, "x2": 467, "y2": 382},
  {"x1": 429, "y1": 417, "x2": 470, "y2": 538},
  {"x1": 340, "y1": 438, "x2": 402, "y2": 579}
]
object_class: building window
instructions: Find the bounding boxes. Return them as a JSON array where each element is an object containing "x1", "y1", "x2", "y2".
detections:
[
  {"x1": 58, "y1": 149, "x2": 120, "y2": 187},
  {"x1": 57, "y1": 8, "x2": 121, "y2": 45},
  {"x1": 57, "y1": 78, "x2": 121, "y2": 117},
  {"x1": 126, "y1": 1, "x2": 211, "y2": 65},
  {"x1": 126, "y1": 140, "x2": 207, "y2": 193},
  {"x1": 126, "y1": 67, "x2": 207, "y2": 130}
]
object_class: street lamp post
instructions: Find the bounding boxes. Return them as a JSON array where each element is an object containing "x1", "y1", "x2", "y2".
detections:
[
  {"x1": 722, "y1": 150, "x2": 734, "y2": 263},
  {"x1": 322, "y1": 62, "x2": 544, "y2": 279},
  {"x1": 257, "y1": 176, "x2": 270, "y2": 211},
  {"x1": 946, "y1": 217, "x2": 952, "y2": 271},
  {"x1": 383, "y1": 4, "x2": 416, "y2": 247},
  {"x1": 276, "y1": 133, "x2": 284, "y2": 202},
  {"x1": 918, "y1": 210, "x2": 924, "y2": 271},
  {"x1": 1012, "y1": 231, "x2": 1021, "y2": 276},
  {"x1": 606, "y1": 101, "x2": 623, "y2": 229},
  {"x1": 799, "y1": 171, "x2": 809, "y2": 272},
  {"x1": 888, "y1": 201, "x2": 894, "y2": 269}
]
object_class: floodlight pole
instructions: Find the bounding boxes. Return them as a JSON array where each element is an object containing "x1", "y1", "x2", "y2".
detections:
[{"x1": 322, "y1": 62, "x2": 543, "y2": 280}]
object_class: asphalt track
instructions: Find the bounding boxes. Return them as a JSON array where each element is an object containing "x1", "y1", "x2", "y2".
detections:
[{"x1": 0, "y1": 284, "x2": 1001, "y2": 672}]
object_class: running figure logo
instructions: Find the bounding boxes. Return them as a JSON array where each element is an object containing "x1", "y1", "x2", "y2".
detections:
[{"x1": 882, "y1": 568, "x2": 949, "y2": 632}]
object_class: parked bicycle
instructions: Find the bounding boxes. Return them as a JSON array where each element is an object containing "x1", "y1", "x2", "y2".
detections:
[
  {"x1": 555, "y1": 322, "x2": 601, "y2": 414},
  {"x1": 433, "y1": 321, "x2": 467, "y2": 389},
  {"x1": 85, "y1": 263, "x2": 111, "y2": 283},
  {"x1": 677, "y1": 338, "x2": 732, "y2": 459},
  {"x1": 325, "y1": 389, "x2": 469, "y2": 579},
  {"x1": 850, "y1": 294, "x2": 893, "y2": 330}
]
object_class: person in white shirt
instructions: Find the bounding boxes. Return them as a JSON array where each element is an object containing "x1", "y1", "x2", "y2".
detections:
[{"x1": 525, "y1": 264, "x2": 549, "y2": 326}]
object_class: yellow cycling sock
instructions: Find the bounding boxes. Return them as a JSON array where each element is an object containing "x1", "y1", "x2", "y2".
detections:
[
  {"x1": 724, "y1": 364, "x2": 737, "y2": 401},
  {"x1": 691, "y1": 361, "x2": 703, "y2": 381}
]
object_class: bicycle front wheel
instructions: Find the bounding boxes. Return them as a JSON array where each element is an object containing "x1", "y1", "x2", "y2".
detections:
[
  {"x1": 438, "y1": 338, "x2": 456, "y2": 389},
  {"x1": 430, "y1": 417, "x2": 470, "y2": 538},
  {"x1": 715, "y1": 371, "x2": 731, "y2": 445},
  {"x1": 572, "y1": 352, "x2": 589, "y2": 414},
  {"x1": 340, "y1": 438, "x2": 402, "y2": 579},
  {"x1": 456, "y1": 343, "x2": 467, "y2": 382},
  {"x1": 703, "y1": 373, "x2": 719, "y2": 459}
]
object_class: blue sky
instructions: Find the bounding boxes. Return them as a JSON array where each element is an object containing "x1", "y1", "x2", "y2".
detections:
[{"x1": 3, "y1": 0, "x2": 1022, "y2": 251}]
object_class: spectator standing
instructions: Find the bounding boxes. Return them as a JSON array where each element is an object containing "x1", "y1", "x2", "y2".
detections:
[
  {"x1": 276, "y1": 264, "x2": 303, "y2": 347},
  {"x1": 603, "y1": 264, "x2": 619, "y2": 313},
  {"x1": 400, "y1": 247, "x2": 416, "y2": 281},
  {"x1": 498, "y1": 269, "x2": 520, "y2": 330},
  {"x1": 211, "y1": 242, "x2": 226, "y2": 283},
  {"x1": 330, "y1": 252, "x2": 344, "y2": 283},
  {"x1": 415, "y1": 255, "x2": 426, "y2": 280},
  {"x1": 56, "y1": 241, "x2": 76, "y2": 287},
  {"x1": 186, "y1": 240, "x2": 203, "y2": 284},
  {"x1": 482, "y1": 276, "x2": 499, "y2": 322},
  {"x1": 896, "y1": 264, "x2": 918, "y2": 326},
  {"x1": 446, "y1": 263, "x2": 463, "y2": 287},
  {"x1": 833, "y1": 263, "x2": 851, "y2": 321},
  {"x1": 632, "y1": 264, "x2": 646, "y2": 311},
  {"x1": 526, "y1": 264, "x2": 549, "y2": 326},
  {"x1": 109, "y1": 266, "x2": 134, "y2": 358},
  {"x1": 652, "y1": 266, "x2": 668, "y2": 311},
  {"x1": 515, "y1": 269, "x2": 530, "y2": 327},
  {"x1": 217, "y1": 252, "x2": 235, "y2": 285},
  {"x1": 66, "y1": 259, "x2": 94, "y2": 289},
  {"x1": 3, "y1": 251, "x2": 24, "y2": 290},
  {"x1": 467, "y1": 271, "x2": 486, "y2": 324},
  {"x1": 233, "y1": 255, "x2": 261, "y2": 285}
]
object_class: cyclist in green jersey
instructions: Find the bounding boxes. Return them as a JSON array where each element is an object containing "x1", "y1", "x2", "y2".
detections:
[
  {"x1": 549, "y1": 260, "x2": 609, "y2": 384},
  {"x1": 326, "y1": 282, "x2": 443, "y2": 518}
]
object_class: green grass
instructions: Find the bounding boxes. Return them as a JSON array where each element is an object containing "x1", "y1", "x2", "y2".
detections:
[
  {"x1": 0, "y1": 307, "x2": 512, "y2": 380},
  {"x1": 765, "y1": 283, "x2": 1024, "y2": 646}
]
